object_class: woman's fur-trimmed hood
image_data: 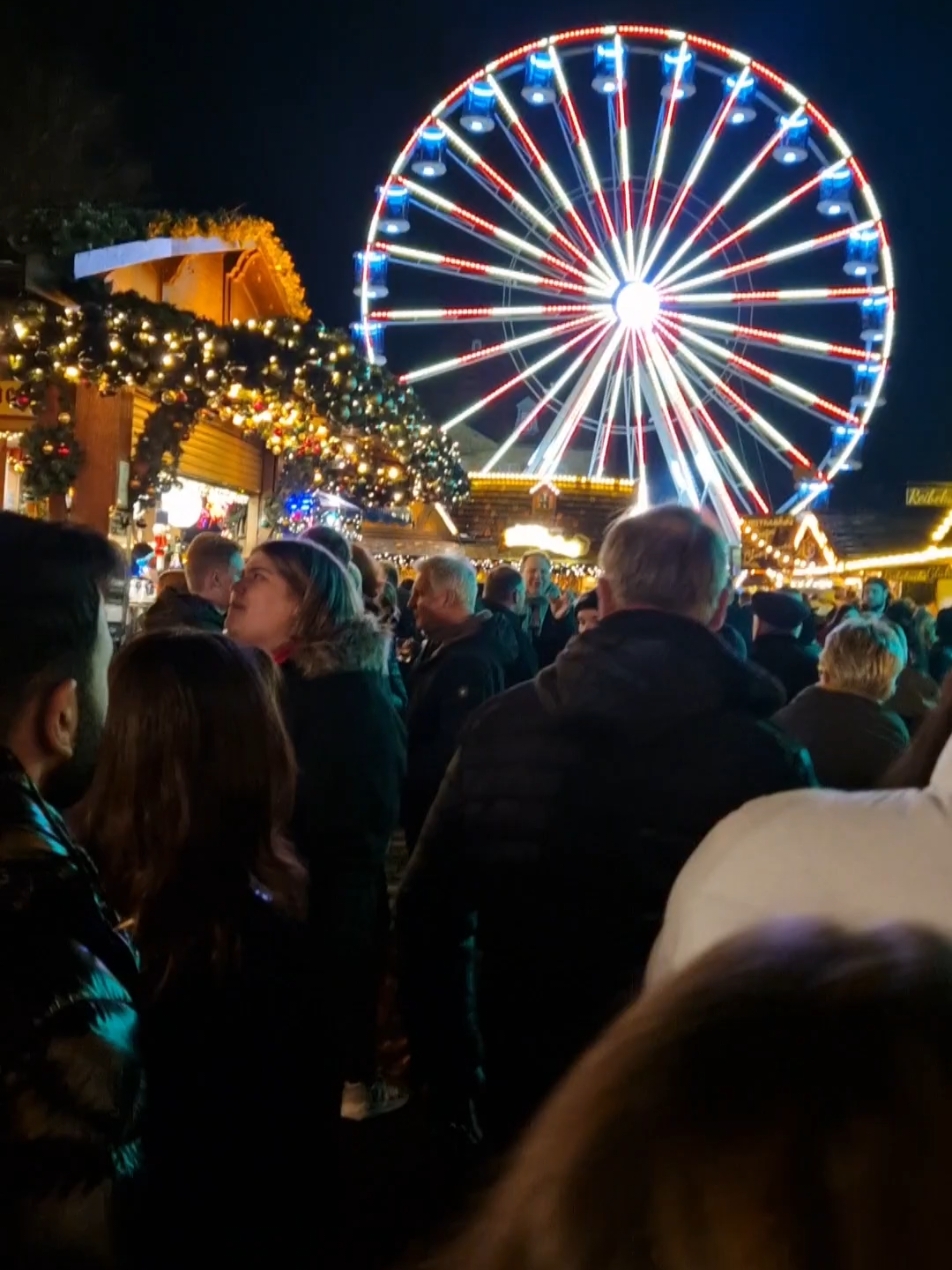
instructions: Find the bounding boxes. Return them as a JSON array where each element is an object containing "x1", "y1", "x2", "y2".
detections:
[{"x1": 292, "y1": 615, "x2": 391, "y2": 679}]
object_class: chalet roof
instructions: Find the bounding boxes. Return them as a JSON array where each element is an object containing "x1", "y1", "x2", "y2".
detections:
[
  {"x1": 451, "y1": 421, "x2": 598, "y2": 478},
  {"x1": 820, "y1": 508, "x2": 940, "y2": 559}
]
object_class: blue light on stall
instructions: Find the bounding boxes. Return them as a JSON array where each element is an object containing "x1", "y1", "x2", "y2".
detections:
[
  {"x1": 773, "y1": 114, "x2": 810, "y2": 165},
  {"x1": 661, "y1": 46, "x2": 697, "y2": 100},
  {"x1": 461, "y1": 81, "x2": 496, "y2": 134},
  {"x1": 859, "y1": 295, "x2": 888, "y2": 343},
  {"x1": 724, "y1": 72, "x2": 757, "y2": 124},
  {"x1": 350, "y1": 321, "x2": 387, "y2": 366},
  {"x1": 817, "y1": 168, "x2": 853, "y2": 216},
  {"x1": 593, "y1": 41, "x2": 626, "y2": 94},
  {"x1": 352, "y1": 252, "x2": 389, "y2": 300},
  {"x1": 411, "y1": 125, "x2": 447, "y2": 178},
  {"x1": 522, "y1": 51, "x2": 556, "y2": 105},
  {"x1": 844, "y1": 227, "x2": 880, "y2": 278},
  {"x1": 377, "y1": 185, "x2": 410, "y2": 235}
]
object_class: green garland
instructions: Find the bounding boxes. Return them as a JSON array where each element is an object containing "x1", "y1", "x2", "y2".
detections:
[
  {"x1": 1, "y1": 295, "x2": 468, "y2": 508},
  {"x1": 17, "y1": 419, "x2": 84, "y2": 497}
]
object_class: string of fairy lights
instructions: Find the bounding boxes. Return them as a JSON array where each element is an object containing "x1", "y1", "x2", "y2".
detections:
[{"x1": 0, "y1": 294, "x2": 468, "y2": 510}]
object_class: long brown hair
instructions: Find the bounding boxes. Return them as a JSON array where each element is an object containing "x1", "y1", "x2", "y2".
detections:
[
  {"x1": 434, "y1": 923, "x2": 952, "y2": 1270},
  {"x1": 83, "y1": 630, "x2": 306, "y2": 994},
  {"x1": 881, "y1": 669, "x2": 952, "y2": 787},
  {"x1": 257, "y1": 538, "x2": 362, "y2": 647}
]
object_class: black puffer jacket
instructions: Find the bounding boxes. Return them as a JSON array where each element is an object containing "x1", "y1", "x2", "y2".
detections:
[
  {"x1": 281, "y1": 618, "x2": 406, "y2": 1083},
  {"x1": 0, "y1": 749, "x2": 142, "y2": 1268},
  {"x1": 403, "y1": 611, "x2": 517, "y2": 850},
  {"x1": 397, "y1": 610, "x2": 813, "y2": 1144},
  {"x1": 141, "y1": 589, "x2": 225, "y2": 633}
]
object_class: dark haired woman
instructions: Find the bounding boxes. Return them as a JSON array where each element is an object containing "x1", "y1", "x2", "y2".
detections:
[
  {"x1": 227, "y1": 539, "x2": 407, "y2": 1119},
  {"x1": 437, "y1": 923, "x2": 952, "y2": 1270},
  {"x1": 82, "y1": 630, "x2": 330, "y2": 1261}
]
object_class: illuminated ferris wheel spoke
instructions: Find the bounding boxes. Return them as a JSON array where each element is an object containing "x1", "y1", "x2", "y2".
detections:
[
  {"x1": 662, "y1": 220, "x2": 876, "y2": 296},
  {"x1": 630, "y1": 332, "x2": 648, "y2": 503},
  {"x1": 369, "y1": 303, "x2": 602, "y2": 324},
  {"x1": 655, "y1": 337, "x2": 769, "y2": 515},
  {"x1": 660, "y1": 285, "x2": 888, "y2": 308},
  {"x1": 548, "y1": 43, "x2": 630, "y2": 280},
  {"x1": 673, "y1": 311, "x2": 876, "y2": 364},
  {"x1": 486, "y1": 73, "x2": 618, "y2": 286},
  {"x1": 592, "y1": 341, "x2": 628, "y2": 477},
  {"x1": 374, "y1": 241, "x2": 608, "y2": 298},
  {"x1": 644, "y1": 329, "x2": 741, "y2": 537},
  {"x1": 479, "y1": 323, "x2": 614, "y2": 473},
  {"x1": 659, "y1": 316, "x2": 856, "y2": 425},
  {"x1": 535, "y1": 326, "x2": 625, "y2": 477},
  {"x1": 440, "y1": 121, "x2": 601, "y2": 275},
  {"x1": 399, "y1": 176, "x2": 602, "y2": 286},
  {"x1": 633, "y1": 41, "x2": 689, "y2": 280},
  {"x1": 650, "y1": 108, "x2": 807, "y2": 287},
  {"x1": 611, "y1": 33, "x2": 636, "y2": 278},
  {"x1": 639, "y1": 334, "x2": 702, "y2": 509},
  {"x1": 441, "y1": 318, "x2": 612, "y2": 431},
  {"x1": 639, "y1": 67, "x2": 753, "y2": 282},
  {"x1": 658, "y1": 162, "x2": 847, "y2": 289},
  {"x1": 398, "y1": 314, "x2": 600, "y2": 384}
]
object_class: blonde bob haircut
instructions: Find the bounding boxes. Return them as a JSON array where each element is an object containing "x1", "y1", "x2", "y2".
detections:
[{"x1": 819, "y1": 618, "x2": 906, "y2": 703}]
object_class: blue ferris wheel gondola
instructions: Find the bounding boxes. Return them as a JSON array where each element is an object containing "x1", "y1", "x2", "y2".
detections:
[
  {"x1": 773, "y1": 114, "x2": 810, "y2": 165},
  {"x1": 844, "y1": 227, "x2": 880, "y2": 278},
  {"x1": 378, "y1": 185, "x2": 410, "y2": 235},
  {"x1": 411, "y1": 125, "x2": 447, "y2": 178},
  {"x1": 850, "y1": 362, "x2": 881, "y2": 411},
  {"x1": 352, "y1": 251, "x2": 389, "y2": 300},
  {"x1": 592, "y1": 41, "x2": 626, "y2": 94},
  {"x1": 859, "y1": 295, "x2": 889, "y2": 343},
  {"x1": 829, "y1": 423, "x2": 866, "y2": 471},
  {"x1": 661, "y1": 46, "x2": 696, "y2": 99},
  {"x1": 350, "y1": 321, "x2": 387, "y2": 366},
  {"x1": 522, "y1": 51, "x2": 556, "y2": 104},
  {"x1": 461, "y1": 82, "x2": 496, "y2": 134},
  {"x1": 724, "y1": 72, "x2": 757, "y2": 124},
  {"x1": 817, "y1": 167, "x2": 853, "y2": 216}
]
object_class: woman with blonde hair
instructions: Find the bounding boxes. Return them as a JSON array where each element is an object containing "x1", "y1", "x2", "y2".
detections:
[
  {"x1": 437, "y1": 922, "x2": 952, "y2": 1270},
  {"x1": 226, "y1": 539, "x2": 407, "y2": 1120}
]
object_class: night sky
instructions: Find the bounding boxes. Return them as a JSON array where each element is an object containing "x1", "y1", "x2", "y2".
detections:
[{"x1": 28, "y1": 0, "x2": 952, "y2": 508}]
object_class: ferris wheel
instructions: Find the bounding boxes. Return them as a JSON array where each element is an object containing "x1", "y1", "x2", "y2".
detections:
[{"x1": 354, "y1": 25, "x2": 894, "y2": 543}]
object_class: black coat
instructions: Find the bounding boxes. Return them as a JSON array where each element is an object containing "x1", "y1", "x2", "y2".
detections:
[
  {"x1": 141, "y1": 589, "x2": 225, "y2": 633},
  {"x1": 281, "y1": 619, "x2": 406, "y2": 1081},
  {"x1": 750, "y1": 631, "x2": 819, "y2": 704},
  {"x1": 140, "y1": 889, "x2": 334, "y2": 1264},
  {"x1": 483, "y1": 600, "x2": 539, "y2": 688},
  {"x1": 0, "y1": 750, "x2": 142, "y2": 1268},
  {"x1": 526, "y1": 596, "x2": 576, "y2": 669},
  {"x1": 396, "y1": 610, "x2": 813, "y2": 1144},
  {"x1": 404, "y1": 611, "x2": 517, "y2": 849},
  {"x1": 775, "y1": 685, "x2": 909, "y2": 789}
]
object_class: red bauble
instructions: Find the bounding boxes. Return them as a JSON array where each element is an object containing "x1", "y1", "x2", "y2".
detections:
[{"x1": 253, "y1": 399, "x2": 266, "y2": 413}]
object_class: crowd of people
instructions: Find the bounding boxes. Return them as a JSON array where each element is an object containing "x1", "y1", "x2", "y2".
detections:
[{"x1": 4, "y1": 501, "x2": 952, "y2": 1269}]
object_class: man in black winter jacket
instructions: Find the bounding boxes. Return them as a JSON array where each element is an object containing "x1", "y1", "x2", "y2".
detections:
[
  {"x1": 404, "y1": 555, "x2": 517, "y2": 850},
  {"x1": 482, "y1": 564, "x2": 539, "y2": 688},
  {"x1": 397, "y1": 508, "x2": 814, "y2": 1146},
  {"x1": 0, "y1": 513, "x2": 143, "y2": 1267},
  {"x1": 142, "y1": 530, "x2": 242, "y2": 633}
]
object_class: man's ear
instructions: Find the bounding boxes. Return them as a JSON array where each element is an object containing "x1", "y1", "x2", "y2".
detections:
[
  {"x1": 596, "y1": 576, "x2": 615, "y2": 618},
  {"x1": 708, "y1": 584, "x2": 731, "y2": 632},
  {"x1": 40, "y1": 679, "x2": 80, "y2": 762}
]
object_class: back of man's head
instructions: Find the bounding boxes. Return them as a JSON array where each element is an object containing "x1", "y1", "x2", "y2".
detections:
[
  {"x1": 301, "y1": 523, "x2": 352, "y2": 569},
  {"x1": 484, "y1": 564, "x2": 523, "y2": 610},
  {"x1": 0, "y1": 513, "x2": 118, "y2": 769},
  {"x1": 184, "y1": 532, "x2": 242, "y2": 599},
  {"x1": 598, "y1": 506, "x2": 730, "y2": 626}
]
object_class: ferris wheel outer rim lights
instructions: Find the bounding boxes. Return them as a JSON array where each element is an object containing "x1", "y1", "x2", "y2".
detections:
[{"x1": 358, "y1": 23, "x2": 895, "y2": 525}]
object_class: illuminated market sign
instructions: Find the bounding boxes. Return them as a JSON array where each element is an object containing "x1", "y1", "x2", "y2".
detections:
[
  {"x1": 502, "y1": 523, "x2": 590, "y2": 560},
  {"x1": 906, "y1": 485, "x2": 952, "y2": 508}
]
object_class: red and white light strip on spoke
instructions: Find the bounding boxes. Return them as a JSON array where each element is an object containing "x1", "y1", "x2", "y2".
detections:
[
  {"x1": 634, "y1": 41, "x2": 689, "y2": 280},
  {"x1": 373, "y1": 241, "x2": 606, "y2": 298},
  {"x1": 673, "y1": 311, "x2": 876, "y2": 364},
  {"x1": 660, "y1": 285, "x2": 888, "y2": 308},
  {"x1": 369, "y1": 303, "x2": 602, "y2": 324},
  {"x1": 398, "y1": 314, "x2": 600, "y2": 385},
  {"x1": 536, "y1": 326, "x2": 627, "y2": 477}
]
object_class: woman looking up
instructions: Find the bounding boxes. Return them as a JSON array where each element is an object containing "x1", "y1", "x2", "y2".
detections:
[
  {"x1": 81, "y1": 631, "x2": 327, "y2": 1264},
  {"x1": 227, "y1": 540, "x2": 407, "y2": 1120}
]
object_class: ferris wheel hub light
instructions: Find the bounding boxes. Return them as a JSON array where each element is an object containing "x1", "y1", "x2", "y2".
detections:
[{"x1": 614, "y1": 281, "x2": 660, "y2": 332}]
